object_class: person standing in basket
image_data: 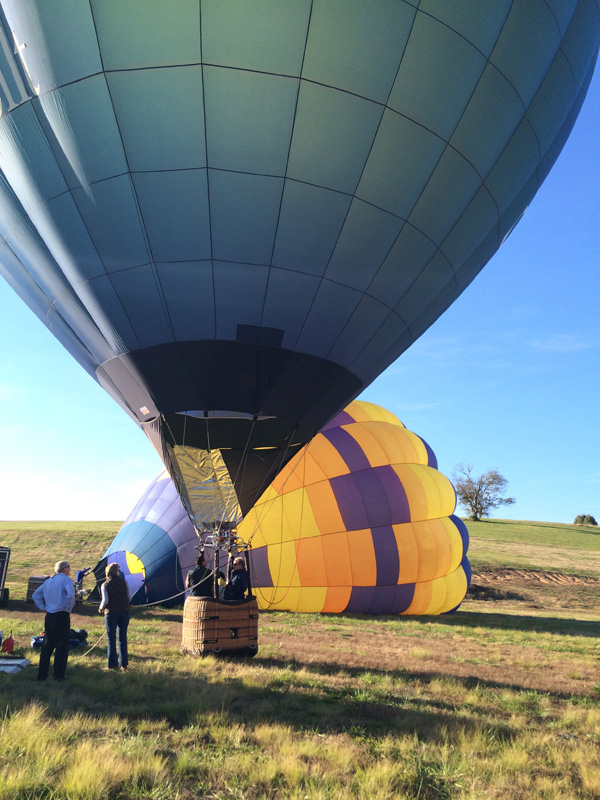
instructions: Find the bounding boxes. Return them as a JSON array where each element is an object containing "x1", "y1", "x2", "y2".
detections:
[
  {"x1": 32, "y1": 560, "x2": 76, "y2": 682},
  {"x1": 98, "y1": 562, "x2": 132, "y2": 671},
  {"x1": 185, "y1": 553, "x2": 214, "y2": 598},
  {"x1": 224, "y1": 556, "x2": 248, "y2": 602}
]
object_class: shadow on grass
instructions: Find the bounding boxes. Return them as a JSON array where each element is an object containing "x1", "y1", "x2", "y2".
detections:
[
  {"x1": 318, "y1": 609, "x2": 600, "y2": 638},
  {"x1": 6, "y1": 599, "x2": 599, "y2": 640},
  {"x1": 252, "y1": 654, "x2": 599, "y2": 704},
  {"x1": 4, "y1": 599, "x2": 184, "y2": 624},
  {"x1": 1, "y1": 655, "x2": 522, "y2": 746},
  {"x1": 416, "y1": 609, "x2": 600, "y2": 638}
]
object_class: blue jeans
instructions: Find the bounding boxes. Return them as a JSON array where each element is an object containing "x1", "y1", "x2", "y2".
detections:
[{"x1": 105, "y1": 610, "x2": 129, "y2": 669}]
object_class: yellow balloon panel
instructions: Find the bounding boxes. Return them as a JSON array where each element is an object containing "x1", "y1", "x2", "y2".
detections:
[
  {"x1": 305, "y1": 480, "x2": 347, "y2": 536},
  {"x1": 295, "y1": 534, "x2": 328, "y2": 587},
  {"x1": 392, "y1": 464, "x2": 456, "y2": 521},
  {"x1": 125, "y1": 551, "x2": 145, "y2": 577},
  {"x1": 321, "y1": 530, "x2": 355, "y2": 587},
  {"x1": 347, "y1": 401, "x2": 405, "y2": 427}
]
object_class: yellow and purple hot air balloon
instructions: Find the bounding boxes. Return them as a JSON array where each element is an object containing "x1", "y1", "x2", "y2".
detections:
[
  {"x1": 98, "y1": 402, "x2": 469, "y2": 615},
  {"x1": 244, "y1": 401, "x2": 469, "y2": 614}
]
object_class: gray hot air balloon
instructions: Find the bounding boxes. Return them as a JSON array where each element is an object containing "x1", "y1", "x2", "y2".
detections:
[{"x1": 0, "y1": 0, "x2": 597, "y2": 525}]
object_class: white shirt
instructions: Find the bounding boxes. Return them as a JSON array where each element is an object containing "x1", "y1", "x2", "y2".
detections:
[{"x1": 32, "y1": 572, "x2": 75, "y2": 614}]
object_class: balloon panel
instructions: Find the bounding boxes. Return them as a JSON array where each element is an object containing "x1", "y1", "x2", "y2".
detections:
[
  {"x1": 97, "y1": 401, "x2": 470, "y2": 614},
  {"x1": 0, "y1": 2, "x2": 597, "y2": 520}
]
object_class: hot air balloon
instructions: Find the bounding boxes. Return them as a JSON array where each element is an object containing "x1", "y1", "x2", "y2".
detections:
[
  {"x1": 0, "y1": 2, "x2": 597, "y2": 523},
  {"x1": 94, "y1": 469, "x2": 204, "y2": 606},
  {"x1": 97, "y1": 402, "x2": 470, "y2": 615}
]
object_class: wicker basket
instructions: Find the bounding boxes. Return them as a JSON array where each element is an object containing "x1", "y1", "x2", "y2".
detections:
[{"x1": 181, "y1": 596, "x2": 259, "y2": 657}]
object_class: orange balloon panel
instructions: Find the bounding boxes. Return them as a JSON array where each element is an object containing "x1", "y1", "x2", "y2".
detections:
[{"x1": 241, "y1": 401, "x2": 470, "y2": 614}]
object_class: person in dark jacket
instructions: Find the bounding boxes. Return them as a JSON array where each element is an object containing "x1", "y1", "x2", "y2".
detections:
[
  {"x1": 98, "y1": 562, "x2": 132, "y2": 671},
  {"x1": 186, "y1": 553, "x2": 214, "y2": 598},
  {"x1": 224, "y1": 557, "x2": 248, "y2": 602}
]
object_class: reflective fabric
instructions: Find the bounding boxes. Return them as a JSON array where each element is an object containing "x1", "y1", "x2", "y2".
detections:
[{"x1": 165, "y1": 444, "x2": 242, "y2": 530}]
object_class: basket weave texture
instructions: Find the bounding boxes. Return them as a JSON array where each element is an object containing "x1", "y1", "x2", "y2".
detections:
[{"x1": 181, "y1": 596, "x2": 259, "y2": 655}]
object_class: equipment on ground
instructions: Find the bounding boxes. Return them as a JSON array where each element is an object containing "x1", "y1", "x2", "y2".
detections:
[
  {"x1": 75, "y1": 567, "x2": 92, "y2": 605},
  {"x1": 0, "y1": 547, "x2": 9, "y2": 609},
  {"x1": 31, "y1": 629, "x2": 88, "y2": 651},
  {"x1": 0, "y1": 657, "x2": 30, "y2": 674},
  {"x1": 26, "y1": 575, "x2": 50, "y2": 603}
]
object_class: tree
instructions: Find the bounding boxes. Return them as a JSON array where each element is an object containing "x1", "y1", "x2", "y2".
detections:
[
  {"x1": 573, "y1": 514, "x2": 598, "y2": 526},
  {"x1": 452, "y1": 463, "x2": 516, "y2": 522}
]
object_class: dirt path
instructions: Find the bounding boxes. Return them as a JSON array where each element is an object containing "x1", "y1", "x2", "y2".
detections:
[{"x1": 471, "y1": 568, "x2": 600, "y2": 586}]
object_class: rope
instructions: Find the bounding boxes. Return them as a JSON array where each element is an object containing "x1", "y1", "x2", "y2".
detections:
[
  {"x1": 240, "y1": 424, "x2": 306, "y2": 552},
  {"x1": 71, "y1": 631, "x2": 107, "y2": 660},
  {"x1": 241, "y1": 424, "x2": 301, "y2": 548},
  {"x1": 237, "y1": 425, "x2": 316, "y2": 610}
]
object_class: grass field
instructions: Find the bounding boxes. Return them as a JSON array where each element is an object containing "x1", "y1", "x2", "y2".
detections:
[{"x1": 1, "y1": 519, "x2": 599, "y2": 799}]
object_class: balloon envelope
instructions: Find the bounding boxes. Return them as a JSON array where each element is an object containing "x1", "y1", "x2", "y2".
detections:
[
  {"x1": 98, "y1": 402, "x2": 470, "y2": 615},
  {"x1": 0, "y1": 2, "x2": 597, "y2": 514}
]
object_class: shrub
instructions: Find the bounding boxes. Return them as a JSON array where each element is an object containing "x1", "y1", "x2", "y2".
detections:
[{"x1": 573, "y1": 514, "x2": 598, "y2": 526}]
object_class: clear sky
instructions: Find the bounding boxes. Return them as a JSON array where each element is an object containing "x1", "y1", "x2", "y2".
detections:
[{"x1": 1, "y1": 67, "x2": 598, "y2": 525}]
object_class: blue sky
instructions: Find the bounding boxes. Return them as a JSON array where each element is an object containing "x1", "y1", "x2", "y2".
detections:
[{"x1": 1, "y1": 67, "x2": 598, "y2": 524}]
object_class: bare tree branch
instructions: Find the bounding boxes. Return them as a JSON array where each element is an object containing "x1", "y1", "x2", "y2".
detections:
[{"x1": 452, "y1": 464, "x2": 515, "y2": 521}]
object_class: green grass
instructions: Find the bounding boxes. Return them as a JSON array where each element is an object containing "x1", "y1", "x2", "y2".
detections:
[
  {"x1": 2, "y1": 518, "x2": 600, "y2": 799},
  {"x1": 0, "y1": 521, "x2": 120, "y2": 597},
  {"x1": 1, "y1": 615, "x2": 600, "y2": 800},
  {"x1": 465, "y1": 518, "x2": 600, "y2": 576},
  {"x1": 468, "y1": 518, "x2": 600, "y2": 551}
]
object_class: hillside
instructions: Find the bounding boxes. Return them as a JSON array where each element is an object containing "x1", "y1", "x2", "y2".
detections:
[
  {"x1": 0, "y1": 521, "x2": 120, "y2": 598},
  {"x1": 465, "y1": 518, "x2": 600, "y2": 576}
]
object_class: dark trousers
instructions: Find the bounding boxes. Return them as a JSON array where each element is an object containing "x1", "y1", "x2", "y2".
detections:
[
  {"x1": 105, "y1": 610, "x2": 129, "y2": 669},
  {"x1": 38, "y1": 610, "x2": 70, "y2": 680}
]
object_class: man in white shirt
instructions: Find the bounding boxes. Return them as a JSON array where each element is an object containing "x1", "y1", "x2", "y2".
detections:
[{"x1": 32, "y1": 560, "x2": 76, "y2": 681}]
